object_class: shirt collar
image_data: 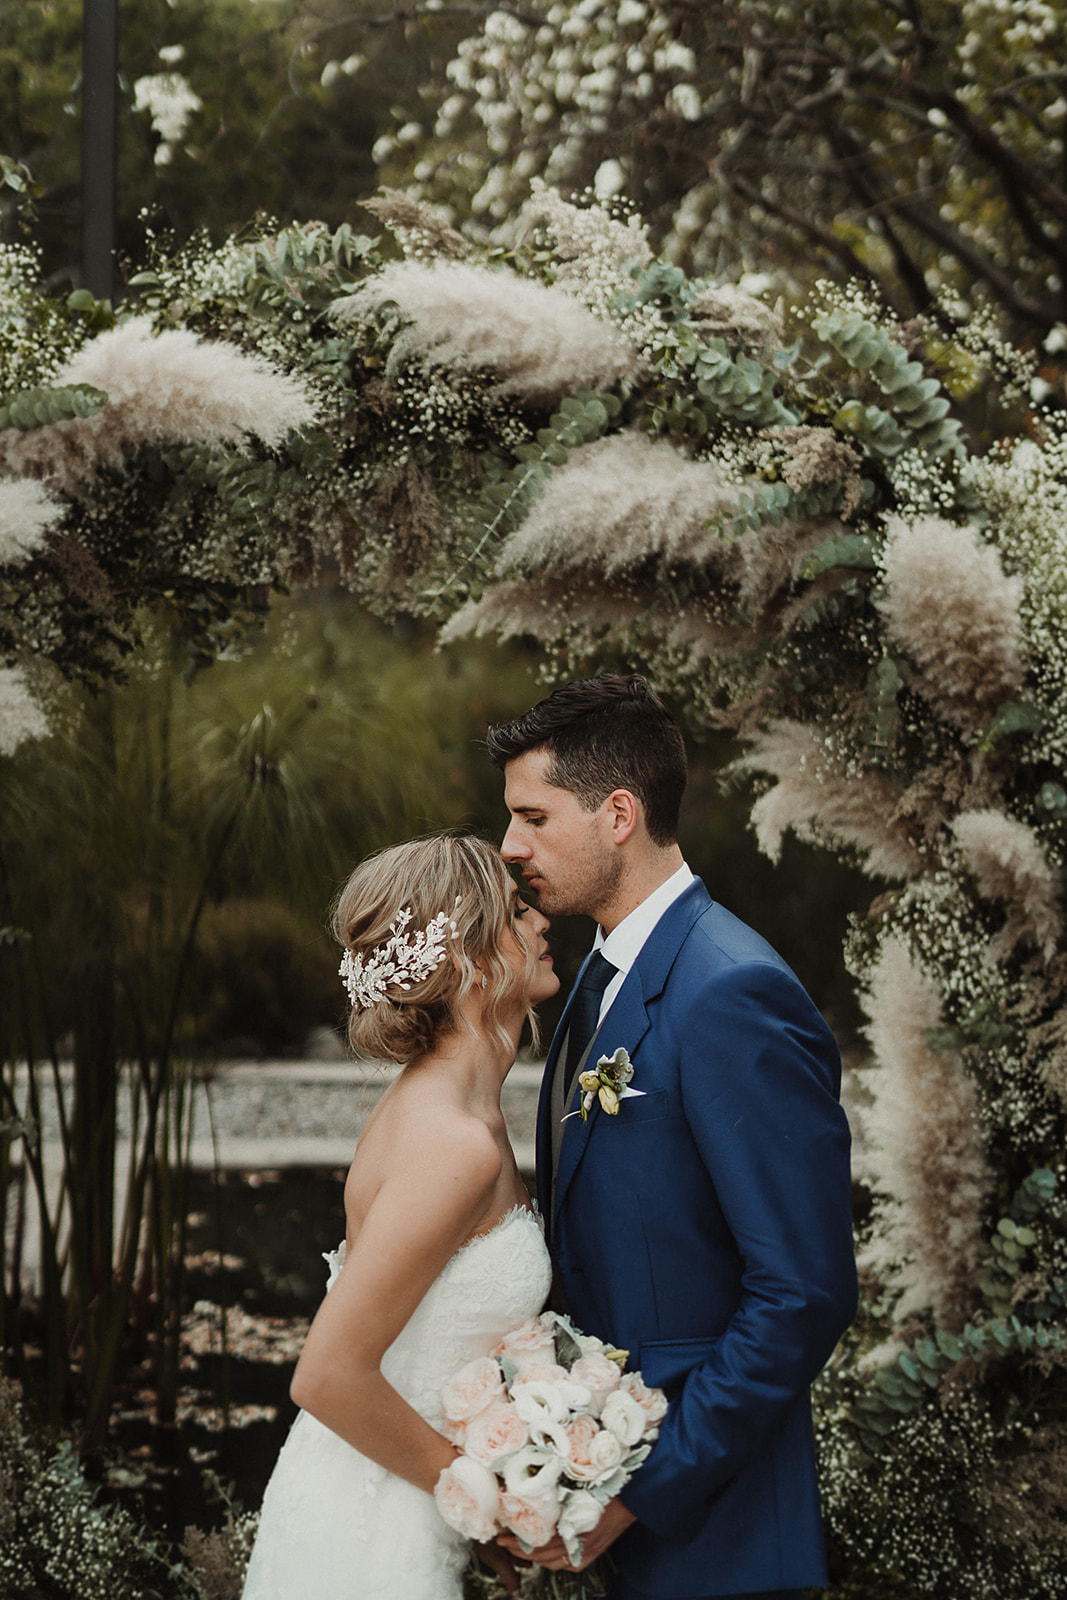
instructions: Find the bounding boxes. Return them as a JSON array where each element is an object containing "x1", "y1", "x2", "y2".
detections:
[{"x1": 594, "y1": 862, "x2": 695, "y2": 976}]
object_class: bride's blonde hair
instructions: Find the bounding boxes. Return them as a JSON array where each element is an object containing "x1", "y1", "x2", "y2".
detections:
[{"x1": 331, "y1": 834, "x2": 541, "y2": 1064}]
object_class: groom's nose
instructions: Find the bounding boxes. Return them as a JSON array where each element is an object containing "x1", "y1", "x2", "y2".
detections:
[{"x1": 500, "y1": 818, "x2": 530, "y2": 862}]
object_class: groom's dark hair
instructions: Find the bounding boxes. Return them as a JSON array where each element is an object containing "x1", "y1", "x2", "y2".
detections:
[{"x1": 486, "y1": 673, "x2": 687, "y2": 847}]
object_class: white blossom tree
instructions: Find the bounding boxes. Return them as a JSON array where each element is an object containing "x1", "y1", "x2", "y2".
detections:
[{"x1": 372, "y1": 0, "x2": 1067, "y2": 344}]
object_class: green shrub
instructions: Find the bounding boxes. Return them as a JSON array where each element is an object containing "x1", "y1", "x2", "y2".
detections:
[{"x1": 183, "y1": 898, "x2": 340, "y2": 1057}]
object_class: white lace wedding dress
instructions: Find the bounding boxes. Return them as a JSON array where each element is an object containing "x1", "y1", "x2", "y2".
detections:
[{"x1": 241, "y1": 1206, "x2": 552, "y2": 1600}]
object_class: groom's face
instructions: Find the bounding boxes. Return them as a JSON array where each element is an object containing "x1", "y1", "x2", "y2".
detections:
[{"x1": 501, "y1": 748, "x2": 622, "y2": 921}]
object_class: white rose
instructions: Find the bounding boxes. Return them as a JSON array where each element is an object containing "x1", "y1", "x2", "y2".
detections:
[
  {"x1": 558, "y1": 1488, "x2": 604, "y2": 1543},
  {"x1": 586, "y1": 1428, "x2": 624, "y2": 1482},
  {"x1": 621, "y1": 1370, "x2": 669, "y2": 1426},
  {"x1": 601, "y1": 1389, "x2": 648, "y2": 1448},
  {"x1": 575, "y1": 1333, "x2": 606, "y2": 1356},
  {"x1": 501, "y1": 1445, "x2": 566, "y2": 1500}
]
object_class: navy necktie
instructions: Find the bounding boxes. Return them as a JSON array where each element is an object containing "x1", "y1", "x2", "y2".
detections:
[{"x1": 563, "y1": 951, "x2": 617, "y2": 1098}]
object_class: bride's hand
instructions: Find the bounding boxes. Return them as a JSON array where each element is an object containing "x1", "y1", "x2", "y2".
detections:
[
  {"x1": 474, "y1": 1537, "x2": 524, "y2": 1594},
  {"x1": 498, "y1": 1496, "x2": 637, "y2": 1572}
]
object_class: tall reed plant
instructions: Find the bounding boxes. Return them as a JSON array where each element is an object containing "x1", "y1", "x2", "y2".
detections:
[{"x1": 0, "y1": 595, "x2": 537, "y2": 1449}]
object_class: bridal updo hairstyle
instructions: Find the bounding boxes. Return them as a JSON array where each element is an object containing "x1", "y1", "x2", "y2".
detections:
[{"x1": 332, "y1": 834, "x2": 539, "y2": 1065}]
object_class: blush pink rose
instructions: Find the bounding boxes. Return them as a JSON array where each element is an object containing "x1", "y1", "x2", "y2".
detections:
[
  {"x1": 564, "y1": 1413, "x2": 603, "y2": 1482},
  {"x1": 434, "y1": 1456, "x2": 501, "y2": 1543},
  {"x1": 439, "y1": 1413, "x2": 468, "y2": 1447},
  {"x1": 510, "y1": 1361, "x2": 569, "y2": 1385},
  {"x1": 441, "y1": 1355, "x2": 505, "y2": 1424},
  {"x1": 495, "y1": 1314, "x2": 557, "y2": 1371},
  {"x1": 621, "y1": 1371, "x2": 669, "y2": 1426},
  {"x1": 463, "y1": 1399, "x2": 531, "y2": 1466},
  {"x1": 499, "y1": 1490, "x2": 561, "y2": 1550},
  {"x1": 569, "y1": 1351, "x2": 623, "y2": 1413}
]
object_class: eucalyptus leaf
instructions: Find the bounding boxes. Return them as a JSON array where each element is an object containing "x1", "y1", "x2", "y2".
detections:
[{"x1": 800, "y1": 532, "x2": 877, "y2": 579}]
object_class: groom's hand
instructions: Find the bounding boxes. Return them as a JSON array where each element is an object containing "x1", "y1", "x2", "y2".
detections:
[
  {"x1": 474, "y1": 1538, "x2": 522, "y2": 1593},
  {"x1": 498, "y1": 1497, "x2": 637, "y2": 1572}
]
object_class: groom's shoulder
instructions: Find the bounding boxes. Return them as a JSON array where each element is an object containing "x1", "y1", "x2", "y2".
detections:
[{"x1": 681, "y1": 883, "x2": 794, "y2": 976}]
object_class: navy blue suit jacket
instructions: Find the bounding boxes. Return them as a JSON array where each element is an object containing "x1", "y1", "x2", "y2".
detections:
[{"x1": 535, "y1": 880, "x2": 857, "y2": 1598}]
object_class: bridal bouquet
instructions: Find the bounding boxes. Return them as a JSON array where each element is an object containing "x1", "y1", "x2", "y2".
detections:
[{"x1": 434, "y1": 1312, "x2": 667, "y2": 1568}]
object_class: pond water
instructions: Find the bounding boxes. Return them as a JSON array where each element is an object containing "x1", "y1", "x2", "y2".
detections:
[
  {"x1": 113, "y1": 1165, "x2": 348, "y2": 1541},
  {"x1": 116, "y1": 1151, "x2": 537, "y2": 1544}
]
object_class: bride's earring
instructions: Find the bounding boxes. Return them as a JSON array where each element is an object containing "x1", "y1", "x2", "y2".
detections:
[{"x1": 480, "y1": 973, "x2": 488, "y2": 989}]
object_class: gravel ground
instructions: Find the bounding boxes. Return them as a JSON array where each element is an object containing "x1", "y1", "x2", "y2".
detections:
[
  {"x1": 9, "y1": 1055, "x2": 544, "y2": 1287},
  {"x1": 13, "y1": 1052, "x2": 544, "y2": 1174},
  {"x1": 190, "y1": 1056, "x2": 543, "y2": 1171}
]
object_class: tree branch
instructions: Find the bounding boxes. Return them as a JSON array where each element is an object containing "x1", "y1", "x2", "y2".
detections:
[
  {"x1": 820, "y1": 117, "x2": 940, "y2": 320},
  {"x1": 884, "y1": 187, "x2": 1060, "y2": 329},
  {"x1": 904, "y1": 82, "x2": 1067, "y2": 231},
  {"x1": 723, "y1": 171, "x2": 898, "y2": 312}
]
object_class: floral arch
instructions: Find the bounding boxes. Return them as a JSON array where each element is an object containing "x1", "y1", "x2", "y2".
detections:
[{"x1": 2, "y1": 185, "x2": 1067, "y2": 1594}]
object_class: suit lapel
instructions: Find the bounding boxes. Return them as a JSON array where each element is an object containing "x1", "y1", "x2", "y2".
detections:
[
  {"x1": 552, "y1": 975, "x2": 652, "y2": 1222},
  {"x1": 551, "y1": 880, "x2": 713, "y2": 1226}
]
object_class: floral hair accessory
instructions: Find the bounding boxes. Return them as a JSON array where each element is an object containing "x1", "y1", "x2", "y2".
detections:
[
  {"x1": 339, "y1": 903, "x2": 458, "y2": 1010},
  {"x1": 566, "y1": 1046, "x2": 646, "y2": 1123}
]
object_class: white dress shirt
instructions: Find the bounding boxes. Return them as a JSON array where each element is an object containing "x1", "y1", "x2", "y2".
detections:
[
  {"x1": 593, "y1": 861, "x2": 695, "y2": 1022},
  {"x1": 549, "y1": 862, "x2": 697, "y2": 1178}
]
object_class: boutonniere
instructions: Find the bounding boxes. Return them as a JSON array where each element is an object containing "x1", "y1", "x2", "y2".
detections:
[{"x1": 564, "y1": 1046, "x2": 646, "y2": 1122}]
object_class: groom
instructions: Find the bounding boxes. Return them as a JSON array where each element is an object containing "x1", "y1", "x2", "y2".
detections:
[{"x1": 488, "y1": 674, "x2": 857, "y2": 1600}]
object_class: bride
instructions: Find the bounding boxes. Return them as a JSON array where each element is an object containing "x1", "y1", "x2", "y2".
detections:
[{"x1": 241, "y1": 834, "x2": 559, "y2": 1600}]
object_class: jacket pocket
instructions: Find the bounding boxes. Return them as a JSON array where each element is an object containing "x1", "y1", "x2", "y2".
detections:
[
  {"x1": 611, "y1": 1088, "x2": 668, "y2": 1123},
  {"x1": 636, "y1": 1336, "x2": 718, "y2": 1392}
]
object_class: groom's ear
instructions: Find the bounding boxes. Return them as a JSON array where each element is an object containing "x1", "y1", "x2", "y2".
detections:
[{"x1": 604, "y1": 788, "x2": 639, "y2": 845}]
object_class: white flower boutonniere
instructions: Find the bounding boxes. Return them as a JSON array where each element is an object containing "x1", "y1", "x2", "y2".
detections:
[{"x1": 565, "y1": 1046, "x2": 646, "y2": 1123}]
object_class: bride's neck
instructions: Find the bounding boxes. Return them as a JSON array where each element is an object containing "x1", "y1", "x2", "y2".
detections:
[{"x1": 412, "y1": 1016, "x2": 518, "y2": 1107}]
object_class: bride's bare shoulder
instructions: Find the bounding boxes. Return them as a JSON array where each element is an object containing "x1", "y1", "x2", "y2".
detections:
[
  {"x1": 370, "y1": 1064, "x2": 496, "y2": 1145},
  {"x1": 346, "y1": 1074, "x2": 501, "y2": 1223}
]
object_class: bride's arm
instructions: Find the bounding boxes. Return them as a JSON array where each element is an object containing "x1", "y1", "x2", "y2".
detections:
[{"x1": 289, "y1": 1111, "x2": 501, "y2": 1494}]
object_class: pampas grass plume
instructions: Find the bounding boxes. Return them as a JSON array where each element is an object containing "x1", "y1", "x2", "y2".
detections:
[
  {"x1": 859, "y1": 937, "x2": 991, "y2": 1325},
  {"x1": 740, "y1": 719, "x2": 925, "y2": 878},
  {"x1": 951, "y1": 808, "x2": 1062, "y2": 960},
  {"x1": 59, "y1": 318, "x2": 316, "y2": 448},
  {"x1": 0, "y1": 319, "x2": 315, "y2": 493},
  {"x1": 440, "y1": 574, "x2": 643, "y2": 647},
  {"x1": 0, "y1": 478, "x2": 64, "y2": 566},
  {"x1": 877, "y1": 515, "x2": 1024, "y2": 730},
  {"x1": 0, "y1": 665, "x2": 48, "y2": 755},
  {"x1": 494, "y1": 431, "x2": 737, "y2": 579},
  {"x1": 332, "y1": 261, "x2": 642, "y2": 403}
]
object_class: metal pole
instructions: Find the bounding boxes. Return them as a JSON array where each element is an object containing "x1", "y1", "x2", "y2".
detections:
[{"x1": 81, "y1": 0, "x2": 118, "y2": 300}]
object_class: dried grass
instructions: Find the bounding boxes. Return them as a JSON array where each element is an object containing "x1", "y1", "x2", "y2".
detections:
[{"x1": 858, "y1": 937, "x2": 991, "y2": 1326}]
